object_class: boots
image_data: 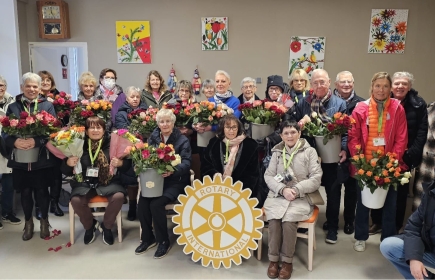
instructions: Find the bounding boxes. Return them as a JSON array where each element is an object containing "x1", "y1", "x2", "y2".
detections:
[
  {"x1": 22, "y1": 219, "x2": 34, "y2": 241},
  {"x1": 40, "y1": 218, "x2": 50, "y2": 239},
  {"x1": 35, "y1": 206, "x2": 42, "y2": 220},
  {"x1": 50, "y1": 199, "x2": 64, "y2": 216},
  {"x1": 127, "y1": 200, "x2": 137, "y2": 221}
]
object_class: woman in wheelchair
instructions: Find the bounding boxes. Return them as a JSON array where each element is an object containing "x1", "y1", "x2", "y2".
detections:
[
  {"x1": 61, "y1": 116, "x2": 128, "y2": 245},
  {"x1": 263, "y1": 121, "x2": 322, "y2": 279}
]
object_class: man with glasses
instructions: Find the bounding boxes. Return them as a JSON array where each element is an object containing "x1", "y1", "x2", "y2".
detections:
[
  {"x1": 286, "y1": 69, "x2": 347, "y2": 244},
  {"x1": 238, "y1": 77, "x2": 260, "y2": 105}
]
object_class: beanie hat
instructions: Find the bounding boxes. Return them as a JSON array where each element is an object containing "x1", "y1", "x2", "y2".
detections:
[{"x1": 266, "y1": 75, "x2": 284, "y2": 92}]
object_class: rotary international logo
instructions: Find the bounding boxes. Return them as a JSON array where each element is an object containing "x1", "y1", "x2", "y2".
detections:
[{"x1": 172, "y1": 175, "x2": 263, "y2": 269}]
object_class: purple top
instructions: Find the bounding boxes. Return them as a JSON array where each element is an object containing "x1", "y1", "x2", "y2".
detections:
[{"x1": 111, "y1": 92, "x2": 126, "y2": 123}]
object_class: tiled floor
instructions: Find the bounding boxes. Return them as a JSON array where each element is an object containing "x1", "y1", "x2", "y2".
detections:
[{"x1": 0, "y1": 187, "x2": 405, "y2": 279}]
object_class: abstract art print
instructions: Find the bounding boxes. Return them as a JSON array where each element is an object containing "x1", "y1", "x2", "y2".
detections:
[
  {"x1": 288, "y1": 36, "x2": 325, "y2": 78},
  {"x1": 201, "y1": 17, "x2": 228, "y2": 51},
  {"x1": 116, "y1": 21, "x2": 151, "y2": 63},
  {"x1": 368, "y1": 9, "x2": 408, "y2": 54}
]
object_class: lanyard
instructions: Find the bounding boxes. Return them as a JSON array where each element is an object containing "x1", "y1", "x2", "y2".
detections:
[
  {"x1": 88, "y1": 139, "x2": 102, "y2": 167},
  {"x1": 283, "y1": 140, "x2": 301, "y2": 170},
  {"x1": 22, "y1": 99, "x2": 38, "y2": 114},
  {"x1": 294, "y1": 91, "x2": 306, "y2": 103},
  {"x1": 225, "y1": 140, "x2": 230, "y2": 163},
  {"x1": 377, "y1": 100, "x2": 386, "y2": 135}
]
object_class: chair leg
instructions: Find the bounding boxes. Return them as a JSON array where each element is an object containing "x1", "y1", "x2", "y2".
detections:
[
  {"x1": 69, "y1": 202, "x2": 75, "y2": 245},
  {"x1": 313, "y1": 223, "x2": 317, "y2": 251},
  {"x1": 308, "y1": 224, "x2": 314, "y2": 271},
  {"x1": 257, "y1": 228, "x2": 263, "y2": 261},
  {"x1": 117, "y1": 211, "x2": 122, "y2": 243}
]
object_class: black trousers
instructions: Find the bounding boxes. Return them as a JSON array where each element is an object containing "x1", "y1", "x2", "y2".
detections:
[
  {"x1": 34, "y1": 164, "x2": 62, "y2": 207},
  {"x1": 371, "y1": 182, "x2": 409, "y2": 230},
  {"x1": 138, "y1": 196, "x2": 172, "y2": 243}
]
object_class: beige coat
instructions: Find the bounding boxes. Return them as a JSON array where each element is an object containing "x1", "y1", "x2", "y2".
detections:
[{"x1": 264, "y1": 139, "x2": 322, "y2": 222}]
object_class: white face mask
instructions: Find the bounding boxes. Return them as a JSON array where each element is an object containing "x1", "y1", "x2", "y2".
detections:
[{"x1": 103, "y1": 78, "x2": 116, "y2": 90}]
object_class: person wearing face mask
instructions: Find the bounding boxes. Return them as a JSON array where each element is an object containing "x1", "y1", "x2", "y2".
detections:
[
  {"x1": 289, "y1": 69, "x2": 310, "y2": 104},
  {"x1": 77, "y1": 72, "x2": 102, "y2": 101},
  {"x1": 141, "y1": 70, "x2": 172, "y2": 109},
  {"x1": 96, "y1": 68, "x2": 123, "y2": 103},
  {"x1": 237, "y1": 77, "x2": 260, "y2": 104}
]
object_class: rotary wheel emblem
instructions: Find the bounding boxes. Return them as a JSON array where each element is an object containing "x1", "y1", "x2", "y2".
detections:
[{"x1": 172, "y1": 175, "x2": 263, "y2": 269}]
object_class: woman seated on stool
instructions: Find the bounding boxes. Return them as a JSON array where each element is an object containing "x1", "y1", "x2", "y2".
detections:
[
  {"x1": 201, "y1": 114, "x2": 260, "y2": 198},
  {"x1": 263, "y1": 121, "x2": 322, "y2": 280},
  {"x1": 135, "y1": 109, "x2": 191, "y2": 259},
  {"x1": 61, "y1": 116, "x2": 128, "y2": 245}
]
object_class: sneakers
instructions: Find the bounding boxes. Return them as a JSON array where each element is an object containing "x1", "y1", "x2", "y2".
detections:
[
  {"x1": 325, "y1": 230, "x2": 337, "y2": 244},
  {"x1": 84, "y1": 219, "x2": 99, "y2": 245},
  {"x1": 344, "y1": 222, "x2": 355, "y2": 235},
  {"x1": 154, "y1": 241, "x2": 171, "y2": 259},
  {"x1": 354, "y1": 240, "x2": 366, "y2": 252},
  {"x1": 2, "y1": 213, "x2": 22, "y2": 225},
  {"x1": 135, "y1": 239, "x2": 157, "y2": 255},
  {"x1": 369, "y1": 224, "x2": 382, "y2": 235},
  {"x1": 99, "y1": 223, "x2": 114, "y2": 245}
]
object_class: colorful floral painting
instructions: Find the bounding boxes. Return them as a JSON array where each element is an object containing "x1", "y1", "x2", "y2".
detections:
[
  {"x1": 116, "y1": 21, "x2": 151, "y2": 63},
  {"x1": 368, "y1": 9, "x2": 408, "y2": 54},
  {"x1": 201, "y1": 17, "x2": 228, "y2": 51},
  {"x1": 288, "y1": 36, "x2": 325, "y2": 78}
]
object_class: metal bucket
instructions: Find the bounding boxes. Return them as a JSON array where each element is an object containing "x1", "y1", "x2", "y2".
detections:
[
  {"x1": 139, "y1": 169, "x2": 164, "y2": 198},
  {"x1": 13, "y1": 147, "x2": 40, "y2": 163}
]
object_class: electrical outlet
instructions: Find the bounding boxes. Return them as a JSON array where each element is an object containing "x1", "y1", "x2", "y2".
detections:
[{"x1": 256, "y1": 77, "x2": 262, "y2": 84}]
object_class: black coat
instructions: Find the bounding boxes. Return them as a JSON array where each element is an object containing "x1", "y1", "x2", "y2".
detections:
[
  {"x1": 114, "y1": 101, "x2": 148, "y2": 130},
  {"x1": 289, "y1": 89, "x2": 309, "y2": 104},
  {"x1": 148, "y1": 127, "x2": 192, "y2": 201},
  {"x1": 237, "y1": 94, "x2": 260, "y2": 104},
  {"x1": 397, "y1": 89, "x2": 428, "y2": 169},
  {"x1": 201, "y1": 137, "x2": 260, "y2": 198},
  {"x1": 4, "y1": 94, "x2": 58, "y2": 171},
  {"x1": 60, "y1": 133, "x2": 128, "y2": 197}
]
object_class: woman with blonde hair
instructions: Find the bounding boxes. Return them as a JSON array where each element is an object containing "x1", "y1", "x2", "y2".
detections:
[
  {"x1": 289, "y1": 69, "x2": 310, "y2": 104},
  {"x1": 141, "y1": 70, "x2": 172, "y2": 109},
  {"x1": 77, "y1": 72, "x2": 102, "y2": 101}
]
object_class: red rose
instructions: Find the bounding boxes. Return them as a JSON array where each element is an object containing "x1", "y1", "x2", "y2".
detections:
[
  {"x1": 290, "y1": 41, "x2": 302, "y2": 53},
  {"x1": 80, "y1": 111, "x2": 88, "y2": 117},
  {"x1": 327, "y1": 123, "x2": 335, "y2": 132},
  {"x1": 1, "y1": 118, "x2": 10, "y2": 127},
  {"x1": 17, "y1": 119, "x2": 27, "y2": 128},
  {"x1": 174, "y1": 109, "x2": 180, "y2": 115},
  {"x1": 163, "y1": 154, "x2": 171, "y2": 162},
  {"x1": 269, "y1": 105, "x2": 278, "y2": 111},
  {"x1": 57, "y1": 98, "x2": 65, "y2": 105},
  {"x1": 336, "y1": 119, "x2": 343, "y2": 125},
  {"x1": 343, "y1": 117, "x2": 351, "y2": 127},
  {"x1": 41, "y1": 119, "x2": 49, "y2": 126},
  {"x1": 375, "y1": 178, "x2": 385, "y2": 186},
  {"x1": 59, "y1": 91, "x2": 66, "y2": 98},
  {"x1": 164, "y1": 146, "x2": 173, "y2": 153},
  {"x1": 20, "y1": 112, "x2": 29, "y2": 119},
  {"x1": 170, "y1": 155, "x2": 176, "y2": 161}
]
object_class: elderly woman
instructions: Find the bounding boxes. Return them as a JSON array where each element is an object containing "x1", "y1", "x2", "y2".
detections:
[
  {"x1": 141, "y1": 70, "x2": 172, "y2": 109},
  {"x1": 264, "y1": 121, "x2": 322, "y2": 279},
  {"x1": 201, "y1": 114, "x2": 260, "y2": 196},
  {"x1": 196, "y1": 79, "x2": 216, "y2": 102},
  {"x1": 38, "y1": 70, "x2": 60, "y2": 96},
  {"x1": 61, "y1": 116, "x2": 127, "y2": 245},
  {"x1": 237, "y1": 77, "x2": 260, "y2": 104},
  {"x1": 95, "y1": 68, "x2": 123, "y2": 103},
  {"x1": 114, "y1": 86, "x2": 148, "y2": 221},
  {"x1": 77, "y1": 72, "x2": 102, "y2": 101},
  {"x1": 4, "y1": 72, "x2": 58, "y2": 240},
  {"x1": 289, "y1": 69, "x2": 310, "y2": 104},
  {"x1": 173, "y1": 80, "x2": 196, "y2": 104},
  {"x1": 348, "y1": 72, "x2": 408, "y2": 252},
  {"x1": 266, "y1": 75, "x2": 293, "y2": 109},
  {"x1": 0, "y1": 75, "x2": 21, "y2": 228},
  {"x1": 136, "y1": 109, "x2": 191, "y2": 259}
]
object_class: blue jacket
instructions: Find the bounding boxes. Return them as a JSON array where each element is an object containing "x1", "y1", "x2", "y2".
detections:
[
  {"x1": 148, "y1": 127, "x2": 192, "y2": 201},
  {"x1": 114, "y1": 101, "x2": 148, "y2": 130}
]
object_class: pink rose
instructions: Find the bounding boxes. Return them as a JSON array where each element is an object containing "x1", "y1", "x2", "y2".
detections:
[
  {"x1": 57, "y1": 97, "x2": 65, "y2": 105},
  {"x1": 141, "y1": 149, "x2": 150, "y2": 159},
  {"x1": 142, "y1": 121, "x2": 147, "y2": 125},
  {"x1": 139, "y1": 112, "x2": 146, "y2": 118},
  {"x1": 10, "y1": 119, "x2": 18, "y2": 127},
  {"x1": 81, "y1": 100, "x2": 89, "y2": 106},
  {"x1": 208, "y1": 115, "x2": 213, "y2": 121},
  {"x1": 35, "y1": 113, "x2": 44, "y2": 120},
  {"x1": 264, "y1": 102, "x2": 272, "y2": 109},
  {"x1": 26, "y1": 116, "x2": 35, "y2": 125},
  {"x1": 253, "y1": 100, "x2": 263, "y2": 107}
]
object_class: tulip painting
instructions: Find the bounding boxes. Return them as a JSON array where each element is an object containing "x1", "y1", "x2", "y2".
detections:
[
  {"x1": 288, "y1": 36, "x2": 325, "y2": 78},
  {"x1": 202, "y1": 17, "x2": 228, "y2": 51},
  {"x1": 116, "y1": 21, "x2": 151, "y2": 63}
]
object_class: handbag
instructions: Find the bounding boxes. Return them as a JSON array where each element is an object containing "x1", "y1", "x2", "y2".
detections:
[{"x1": 306, "y1": 190, "x2": 325, "y2": 205}]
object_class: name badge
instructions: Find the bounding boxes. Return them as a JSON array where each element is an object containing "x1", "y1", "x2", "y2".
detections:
[
  {"x1": 373, "y1": 137, "x2": 385, "y2": 146},
  {"x1": 86, "y1": 167, "x2": 99, "y2": 177},
  {"x1": 274, "y1": 174, "x2": 284, "y2": 183}
]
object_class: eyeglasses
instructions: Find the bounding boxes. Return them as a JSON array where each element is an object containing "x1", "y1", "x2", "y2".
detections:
[
  {"x1": 268, "y1": 86, "x2": 282, "y2": 93},
  {"x1": 338, "y1": 80, "x2": 353, "y2": 85},
  {"x1": 104, "y1": 77, "x2": 115, "y2": 80},
  {"x1": 312, "y1": 80, "x2": 328, "y2": 87},
  {"x1": 242, "y1": 85, "x2": 255, "y2": 90},
  {"x1": 293, "y1": 79, "x2": 306, "y2": 84},
  {"x1": 224, "y1": 126, "x2": 238, "y2": 131},
  {"x1": 178, "y1": 89, "x2": 191, "y2": 93},
  {"x1": 0, "y1": 84, "x2": 5, "y2": 89}
]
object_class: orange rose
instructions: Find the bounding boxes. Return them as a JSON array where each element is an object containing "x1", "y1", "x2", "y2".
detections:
[
  {"x1": 334, "y1": 112, "x2": 342, "y2": 119},
  {"x1": 374, "y1": 176, "x2": 380, "y2": 181},
  {"x1": 370, "y1": 160, "x2": 377, "y2": 167},
  {"x1": 384, "y1": 178, "x2": 391, "y2": 183},
  {"x1": 376, "y1": 149, "x2": 383, "y2": 155},
  {"x1": 359, "y1": 154, "x2": 365, "y2": 159},
  {"x1": 382, "y1": 170, "x2": 389, "y2": 176},
  {"x1": 395, "y1": 167, "x2": 401, "y2": 173},
  {"x1": 389, "y1": 167, "x2": 395, "y2": 172},
  {"x1": 386, "y1": 163, "x2": 393, "y2": 168},
  {"x1": 394, "y1": 172, "x2": 401, "y2": 177},
  {"x1": 366, "y1": 171, "x2": 373, "y2": 177},
  {"x1": 355, "y1": 144, "x2": 361, "y2": 150},
  {"x1": 358, "y1": 169, "x2": 365, "y2": 175},
  {"x1": 352, "y1": 155, "x2": 359, "y2": 161}
]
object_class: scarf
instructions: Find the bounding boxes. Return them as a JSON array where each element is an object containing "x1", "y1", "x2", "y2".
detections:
[
  {"x1": 222, "y1": 134, "x2": 246, "y2": 178},
  {"x1": 243, "y1": 95, "x2": 255, "y2": 104},
  {"x1": 334, "y1": 89, "x2": 355, "y2": 104},
  {"x1": 310, "y1": 89, "x2": 332, "y2": 123},
  {"x1": 365, "y1": 96, "x2": 391, "y2": 160},
  {"x1": 90, "y1": 139, "x2": 112, "y2": 185},
  {"x1": 152, "y1": 91, "x2": 160, "y2": 102},
  {"x1": 99, "y1": 84, "x2": 118, "y2": 102},
  {"x1": 214, "y1": 90, "x2": 233, "y2": 104}
]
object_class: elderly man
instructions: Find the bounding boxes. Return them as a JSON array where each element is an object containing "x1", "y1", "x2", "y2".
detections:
[
  {"x1": 238, "y1": 77, "x2": 260, "y2": 104},
  {"x1": 286, "y1": 69, "x2": 347, "y2": 244},
  {"x1": 370, "y1": 72, "x2": 428, "y2": 235}
]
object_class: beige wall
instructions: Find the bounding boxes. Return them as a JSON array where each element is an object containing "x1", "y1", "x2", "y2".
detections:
[{"x1": 19, "y1": 0, "x2": 435, "y2": 102}]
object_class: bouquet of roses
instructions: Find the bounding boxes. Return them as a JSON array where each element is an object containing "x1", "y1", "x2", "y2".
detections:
[
  {"x1": 0, "y1": 110, "x2": 61, "y2": 137},
  {"x1": 46, "y1": 91, "x2": 76, "y2": 121},
  {"x1": 70, "y1": 100, "x2": 112, "y2": 126},
  {"x1": 302, "y1": 112, "x2": 355, "y2": 144},
  {"x1": 109, "y1": 129, "x2": 141, "y2": 175},
  {"x1": 127, "y1": 142, "x2": 181, "y2": 175},
  {"x1": 127, "y1": 107, "x2": 159, "y2": 140},
  {"x1": 186, "y1": 100, "x2": 233, "y2": 126},
  {"x1": 238, "y1": 99, "x2": 287, "y2": 127},
  {"x1": 163, "y1": 100, "x2": 193, "y2": 127},
  {"x1": 350, "y1": 145, "x2": 412, "y2": 194},
  {"x1": 47, "y1": 125, "x2": 86, "y2": 182}
]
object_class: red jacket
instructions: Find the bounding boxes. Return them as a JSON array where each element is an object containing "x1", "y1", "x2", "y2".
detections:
[{"x1": 348, "y1": 98, "x2": 408, "y2": 176}]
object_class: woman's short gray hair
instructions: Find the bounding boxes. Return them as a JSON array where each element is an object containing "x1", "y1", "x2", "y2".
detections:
[
  {"x1": 240, "y1": 77, "x2": 256, "y2": 88},
  {"x1": 125, "y1": 86, "x2": 141, "y2": 97},
  {"x1": 22, "y1": 72, "x2": 41, "y2": 87},
  {"x1": 156, "y1": 108, "x2": 176, "y2": 124},
  {"x1": 0, "y1": 75, "x2": 7, "y2": 88},
  {"x1": 393, "y1": 72, "x2": 414, "y2": 87},
  {"x1": 215, "y1": 70, "x2": 231, "y2": 81},
  {"x1": 200, "y1": 79, "x2": 215, "y2": 94}
]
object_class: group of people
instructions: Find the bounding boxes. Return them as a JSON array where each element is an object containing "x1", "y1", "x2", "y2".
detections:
[{"x1": 0, "y1": 66, "x2": 434, "y2": 279}]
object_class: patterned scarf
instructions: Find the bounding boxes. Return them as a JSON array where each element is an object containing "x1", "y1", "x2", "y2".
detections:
[
  {"x1": 214, "y1": 90, "x2": 233, "y2": 104},
  {"x1": 99, "y1": 84, "x2": 118, "y2": 103},
  {"x1": 90, "y1": 140, "x2": 112, "y2": 185},
  {"x1": 310, "y1": 89, "x2": 332, "y2": 123},
  {"x1": 222, "y1": 134, "x2": 246, "y2": 178}
]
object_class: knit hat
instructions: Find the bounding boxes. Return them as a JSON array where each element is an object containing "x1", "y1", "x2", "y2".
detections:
[{"x1": 266, "y1": 75, "x2": 284, "y2": 92}]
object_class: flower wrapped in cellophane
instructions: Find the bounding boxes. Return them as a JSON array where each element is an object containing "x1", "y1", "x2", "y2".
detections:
[{"x1": 109, "y1": 129, "x2": 141, "y2": 175}]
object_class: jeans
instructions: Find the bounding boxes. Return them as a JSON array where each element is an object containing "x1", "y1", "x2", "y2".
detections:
[
  {"x1": 380, "y1": 236, "x2": 435, "y2": 279},
  {"x1": 343, "y1": 176, "x2": 358, "y2": 224},
  {"x1": 355, "y1": 186, "x2": 397, "y2": 241},
  {"x1": 1, "y1": 173, "x2": 14, "y2": 215}
]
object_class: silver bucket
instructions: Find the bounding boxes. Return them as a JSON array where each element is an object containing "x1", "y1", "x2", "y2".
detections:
[
  {"x1": 13, "y1": 147, "x2": 40, "y2": 163},
  {"x1": 197, "y1": 131, "x2": 216, "y2": 147},
  {"x1": 139, "y1": 169, "x2": 164, "y2": 198},
  {"x1": 251, "y1": 123, "x2": 275, "y2": 140},
  {"x1": 314, "y1": 135, "x2": 341, "y2": 163}
]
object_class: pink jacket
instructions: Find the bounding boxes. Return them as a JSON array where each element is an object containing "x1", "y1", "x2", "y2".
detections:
[{"x1": 348, "y1": 98, "x2": 408, "y2": 176}]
